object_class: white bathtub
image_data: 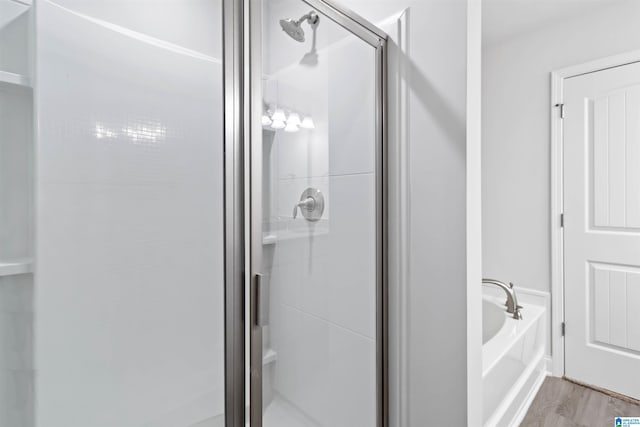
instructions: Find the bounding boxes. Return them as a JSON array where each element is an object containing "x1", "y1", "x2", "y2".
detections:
[{"x1": 482, "y1": 295, "x2": 546, "y2": 427}]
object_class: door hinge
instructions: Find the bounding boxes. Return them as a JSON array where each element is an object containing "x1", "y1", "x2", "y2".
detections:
[
  {"x1": 561, "y1": 322, "x2": 566, "y2": 337},
  {"x1": 560, "y1": 213, "x2": 565, "y2": 228},
  {"x1": 556, "y1": 103, "x2": 565, "y2": 119}
]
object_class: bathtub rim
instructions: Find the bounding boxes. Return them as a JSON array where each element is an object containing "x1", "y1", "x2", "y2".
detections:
[{"x1": 482, "y1": 296, "x2": 545, "y2": 378}]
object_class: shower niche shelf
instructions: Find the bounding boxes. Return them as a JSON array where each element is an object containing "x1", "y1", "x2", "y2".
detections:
[
  {"x1": 0, "y1": 259, "x2": 32, "y2": 277},
  {"x1": 0, "y1": 70, "x2": 31, "y2": 88},
  {"x1": 262, "y1": 219, "x2": 330, "y2": 245},
  {"x1": 1, "y1": 0, "x2": 33, "y2": 80},
  {"x1": 263, "y1": 348, "x2": 277, "y2": 365}
]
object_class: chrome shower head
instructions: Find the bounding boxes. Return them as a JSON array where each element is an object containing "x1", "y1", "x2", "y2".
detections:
[
  {"x1": 279, "y1": 11, "x2": 319, "y2": 43},
  {"x1": 279, "y1": 18, "x2": 305, "y2": 42}
]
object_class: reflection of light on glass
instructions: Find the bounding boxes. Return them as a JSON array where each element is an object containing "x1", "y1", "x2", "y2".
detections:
[
  {"x1": 95, "y1": 123, "x2": 118, "y2": 139},
  {"x1": 262, "y1": 105, "x2": 314, "y2": 133},
  {"x1": 272, "y1": 109, "x2": 286, "y2": 122},
  {"x1": 287, "y1": 112, "x2": 301, "y2": 127},
  {"x1": 123, "y1": 122, "x2": 166, "y2": 144},
  {"x1": 300, "y1": 116, "x2": 315, "y2": 129},
  {"x1": 284, "y1": 122, "x2": 299, "y2": 133},
  {"x1": 271, "y1": 119, "x2": 286, "y2": 130},
  {"x1": 95, "y1": 120, "x2": 166, "y2": 146}
]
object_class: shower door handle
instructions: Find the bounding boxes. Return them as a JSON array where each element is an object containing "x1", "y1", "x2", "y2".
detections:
[{"x1": 255, "y1": 273, "x2": 270, "y2": 327}]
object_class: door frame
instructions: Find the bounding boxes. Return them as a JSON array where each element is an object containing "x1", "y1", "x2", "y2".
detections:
[
  {"x1": 246, "y1": 0, "x2": 389, "y2": 426},
  {"x1": 550, "y1": 49, "x2": 640, "y2": 378}
]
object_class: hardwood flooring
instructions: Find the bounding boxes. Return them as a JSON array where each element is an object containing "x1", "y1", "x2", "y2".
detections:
[{"x1": 520, "y1": 377, "x2": 640, "y2": 427}]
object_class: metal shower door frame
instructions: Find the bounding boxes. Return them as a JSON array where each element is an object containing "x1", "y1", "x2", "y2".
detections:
[
  {"x1": 246, "y1": 1, "x2": 389, "y2": 427},
  {"x1": 222, "y1": 0, "x2": 246, "y2": 426}
]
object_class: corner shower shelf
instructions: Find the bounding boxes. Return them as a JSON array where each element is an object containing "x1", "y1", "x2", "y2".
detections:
[
  {"x1": 262, "y1": 234, "x2": 278, "y2": 245},
  {"x1": 0, "y1": 71, "x2": 32, "y2": 88},
  {"x1": 262, "y1": 220, "x2": 330, "y2": 245},
  {"x1": 0, "y1": 259, "x2": 33, "y2": 277},
  {"x1": 6, "y1": 0, "x2": 32, "y2": 5},
  {"x1": 0, "y1": 0, "x2": 32, "y2": 29}
]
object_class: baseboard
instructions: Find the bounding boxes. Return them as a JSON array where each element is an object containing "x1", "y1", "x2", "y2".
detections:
[{"x1": 563, "y1": 377, "x2": 640, "y2": 405}]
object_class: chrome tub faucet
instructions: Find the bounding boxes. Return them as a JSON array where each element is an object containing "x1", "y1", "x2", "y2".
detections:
[{"x1": 483, "y1": 278, "x2": 523, "y2": 320}]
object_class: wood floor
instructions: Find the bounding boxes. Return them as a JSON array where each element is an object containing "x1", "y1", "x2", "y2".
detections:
[{"x1": 521, "y1": 377, "x2": 640, "y2": 426}]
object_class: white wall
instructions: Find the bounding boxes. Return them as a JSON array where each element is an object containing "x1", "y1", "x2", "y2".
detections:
[
  {"x1": 482, "y1": 0, "x2": 640, "y2": 293},
  {"x1": 35, "y1": 1, "x2": 225, "y2": 426}
]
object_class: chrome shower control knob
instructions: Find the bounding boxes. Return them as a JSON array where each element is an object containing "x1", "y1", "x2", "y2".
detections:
[
  {"x1": 293, "y1": 197, "x2": 315, "y2": 219},
  {"x1": 292, "y1": 188, "x2": 324, "y2": 222}
]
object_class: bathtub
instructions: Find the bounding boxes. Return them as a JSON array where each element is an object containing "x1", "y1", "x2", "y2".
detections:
[{"x1": 482, "y1": 295, "x2": 546, "y2": 427}]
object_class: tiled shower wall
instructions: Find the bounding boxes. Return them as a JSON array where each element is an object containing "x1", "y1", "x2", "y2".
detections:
[
  {"x1": 264, "y1": 2, "x2": 378, "y2": 424},
  {"x1": 0, "y1": 274, "x2": 33, "y2": 427}
]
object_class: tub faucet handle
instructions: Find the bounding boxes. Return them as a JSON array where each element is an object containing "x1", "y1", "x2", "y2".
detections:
[{"x1": 514, "y1": 306, "x2": 523, "y2": 320}]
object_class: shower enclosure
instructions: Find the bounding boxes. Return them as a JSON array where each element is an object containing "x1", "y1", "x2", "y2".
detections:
[
  {"x1": 246, "y1": 1, "x2": 387, "y2": 426},
  {"x1": 0, "y1": 0, "x2": 386, "y2": 426}
]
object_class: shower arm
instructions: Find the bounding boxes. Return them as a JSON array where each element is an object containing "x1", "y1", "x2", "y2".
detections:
[{"x1": 296, "y1": 12, "x2": 319, "y2": 27}]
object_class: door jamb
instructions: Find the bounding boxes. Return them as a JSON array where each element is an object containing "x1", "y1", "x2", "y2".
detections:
[{"x1": 550, "y1": 49, "x2": 640, "y2": 378}]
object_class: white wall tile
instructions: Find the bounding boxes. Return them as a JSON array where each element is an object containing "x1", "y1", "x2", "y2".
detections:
[
  {"x1": 0, "y1": 86, "x2": 32, "y2": 260},
  {"x1": 270, "y1": 303, "x2": 375, "y2": 427},
  {"x1": 326, "y1": 324, "x2": 376, "y2": 427},
  {"x1": 0, "y1": 274, "x2": 34, "y2": 427},
  {"x1": 326, "y1": 174, "x2": 376, "y2": 339},
  {"x1": 263, "y1": 6, "x2": 378, "y2": 422},
  {"x1": 328, "y1": 38, "x2": 376, "y2": 176},
  {"x1": 270, "y1": 304, "x2": 330, "y2": 425}
]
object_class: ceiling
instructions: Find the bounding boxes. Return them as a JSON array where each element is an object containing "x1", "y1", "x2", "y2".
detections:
[{"x1": 483, "y1": 0, "x2": 628, "y2": 46}]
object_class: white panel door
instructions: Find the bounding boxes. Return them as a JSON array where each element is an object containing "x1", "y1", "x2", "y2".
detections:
[{"x1": 564, "y1": 61, "x2": 640, "y2": 399}]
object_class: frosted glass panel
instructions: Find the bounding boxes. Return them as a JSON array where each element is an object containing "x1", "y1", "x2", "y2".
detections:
[{"x1": 35, "y1": 2, "x2": 225, "y2": 426}]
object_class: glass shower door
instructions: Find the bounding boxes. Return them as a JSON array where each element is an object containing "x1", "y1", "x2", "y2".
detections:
[
  {"x1": 249, "y1": 1, "x2": 387, "y2": 426},
  {"x1": 35, "y1": 2, "x2": 227, "y2": 426}
]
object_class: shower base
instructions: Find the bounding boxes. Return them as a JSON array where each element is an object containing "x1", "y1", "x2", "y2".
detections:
[{"x1": 192, "y1": 394, "x2": 319, "y2": 427}]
